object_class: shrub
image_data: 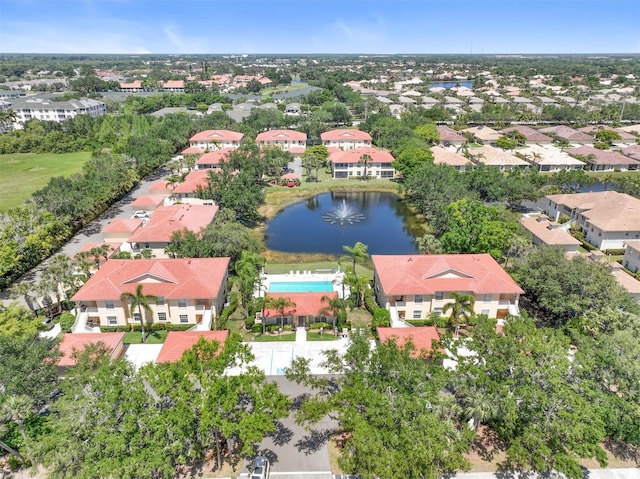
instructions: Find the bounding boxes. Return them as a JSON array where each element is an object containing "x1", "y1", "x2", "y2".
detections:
[
  {"x1": 557, "y1": 214, "x2": 570, "y2": 224},
  {"x1": 165, "y1": 323, "x2": 193, "y2": 331},
  {"x1": 364, "y1": 292, "x2": 379, "y2": 315},
  {"x1": 245, "y1": 316, "x2": 255, "y2": 330},
  {"x1": 405, "y1": 319, "x2": 433, "y2": 327},
  {"x1": 604, "y1": 248, "x2": 626, "y2": 256},
  {"x1": 309, "y1": 322, "x2": 332, "y2": 330},
  {"x1": 100, "y1": 325, "x2": 130, "y2": 333},
  {"x1": 372, "y1": 308, "x2": 391, "y2": 329},
  {"x1": 58, "y1": 312, "x2": 75, "y2": 333}
]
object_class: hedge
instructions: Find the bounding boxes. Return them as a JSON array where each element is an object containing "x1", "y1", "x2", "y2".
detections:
[{"x1": 100, "y1": 323, "x2": 194, "y2": 333}]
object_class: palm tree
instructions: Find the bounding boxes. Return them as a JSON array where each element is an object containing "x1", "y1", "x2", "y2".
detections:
[
  {"x1": 343, "y1": 271, "x2": 370, "y2": 309},
  {"x1": 120, "y1": 284, "x2": 158, "y2": 343},
  {"x1": 9, "y1": 281, "x2": 37, "y2": 315},
  {"x1": 358, "y1": 153, "x2": 372, "y2": 181},
  {"x1": 263, "y1": 295, "x2": 296, "y2": 331},
  {"x1": 2, "y1": 395, "x2": 34, "y2": 445},
  {"x1": 456, "y1": 141, "x2": 471, "y2": 159},
  {"x1": 417, "y1": 234, "x2": 443, "y2": 255},
  {"x1": 462, "y1": 390, "x2": 498, "y2": 431},
  {"x1": 341, "y1": 242, "x2": 369, "y2": 274},
  {"x1": 442, "y1": 292, "x2": 475, "y2": 337},
  {"x1": 318, "y1": 295, "x2": 347, "y2": 331},
  {"x1": 0, "y1": 109, "x2": 17, "y2": 131}
]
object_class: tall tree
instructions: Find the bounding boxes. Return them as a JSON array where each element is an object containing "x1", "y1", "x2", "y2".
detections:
[
  {"x1": 358, "y1": 153, "x2": 372, "y2": 180},
  {"x1": 341, "y1": 241, "x2": 369, "y2": 274},
  {"x1": 442, "y1": 292, "x2": 475, "y2": 337},
  {"x1": 120, "y1": 284, "x2": 158, "y2": 342}
]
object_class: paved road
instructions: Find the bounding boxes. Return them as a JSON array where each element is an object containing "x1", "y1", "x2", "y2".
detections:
[
  {"x1": 238, "y1": 376, "x2": 336, "y2": 476},
  {"x1": 0, "y1": 166, "x2": 167, "y2": 305}
]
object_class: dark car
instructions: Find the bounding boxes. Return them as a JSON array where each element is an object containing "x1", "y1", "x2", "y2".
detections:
[{"x1": 250, "y1": 455, "x2": 270, "y2": 479}]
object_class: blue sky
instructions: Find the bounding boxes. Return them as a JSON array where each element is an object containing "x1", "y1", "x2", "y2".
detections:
[{"x1": 1, "y1": 0, "x2": 638, "y2": 54}]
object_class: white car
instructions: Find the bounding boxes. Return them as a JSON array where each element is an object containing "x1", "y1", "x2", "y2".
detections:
[
  {"x1": 132, "y1": 211, "x2": 149, "y2": 219},
  {"x1": 250, "y1": 456, "x2": 270, "y2": 479}
]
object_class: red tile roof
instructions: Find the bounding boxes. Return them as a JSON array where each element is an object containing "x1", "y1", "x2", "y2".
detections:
[
  {"x1": 72, "y1": 257, "x2": 230, "y2": 301},
  {"x1": 622, "y1": 144, "x2": 640, "y2": 161},
  {"x1": 156, "y1": 330, "x2": 229, "y2": 363},
  {"x1": 131, "y1": 195, "x2": 166, "y2": 208},
  {"x1": 431, "y1": 146, "x2": 471, "y2": 167},
  {"x1": 437, "y1": 125, "x2": 466, "y2": 143},
  {"x1": 58, "y1": 332, "x2": 125, "y2": 366},
  {"x1": 163, "y1": 80, "x2": 184, "y2": 89},
  {"x1": 181, "y1": 146, "x2": 205, "y2": 155},
  {"x1": 148, "y1": 180, "x2": 174, "y2": 195},
  {"x1": 189, "y1": 129, "x2": 244, "y2": 143},
  {"x1": 256, "y1": 129, "x2": 307, "y2": 142},
  {"x1": 578, "y1": 125, "x2": 636, "y2": 141},
  {"x1": 321, "y1": 129, "x2": 372, "y2": 142},
  {"x1": 329, "y1": 146, "x2": 394, "y2": 164},
  {"x1": 173, "y1": 170, "x2": 210, "y2": 194},
  {"x1": 372, "y1": 254, "x2": 523, "y2": 295},
  {"x1": 567, "y1": 146, "x2": 640, "y2": 166},
  {"x1": 128, "y1": 204, "x2": 218, "y2": 243},
  {"x1": 539, "y1": 125, "x2": 593, "y2": 142},
  {"x1": 377, "y1": 326, "x2": 441, "y2": 357},
  {"x1": 102, "y1": 218, "x2": 144, "y2": 234},
  {"x1": 263, "y1": 292, "x2": 338, "y2": 318},
  {"x1": 499, "y1": 125, "x2": 553, "y2": 143},
  {"x1": 196, "y1": 148, "x2": 234, "y2": 166},
  {"x1": 120, "y1": 80, "x2": 142, "y2": 89}
]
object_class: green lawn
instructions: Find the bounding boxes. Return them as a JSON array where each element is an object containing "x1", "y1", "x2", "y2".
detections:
[
  {"x1": 123, "y1": 330, "x2": 169, "y2": 344},
  {"x1": 252, "y1": 332, "x2": 296, "y2": 342},
  {"x1": 307, "y1": 331, "x2": 338, "y2": 341},
  {"x1": 0, "y1": 151, "x2": 92, "y2": 210}
]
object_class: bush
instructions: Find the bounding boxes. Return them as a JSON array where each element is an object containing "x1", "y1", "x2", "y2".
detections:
[
  {"x1": 405, "y1": 319, "x2": 434, "y2": 327},
  {"x1": 364, "y1": 292, "x2": 379, "y2": 315},
  {"x1": 165, "y1": 323, "x2": 194, "y2": 331},
  {"x1": 604, "y1": 248, "x2": 626, "y2": 256},
  {"x1": 58, "y1": 312, "x2": 75, "y2": 333},
  {"x1": 100, "y1": 325, "x2": 130, "y2": 333},
  {"x1": 245, "y1": 316, "x2": 255, "y2": 330},
  {"x1": 372, "y1": 308, "x2": 391, "y2": 329},
  {"x1": 309, "y1": 322, "x2": 332, "y2": 330}
]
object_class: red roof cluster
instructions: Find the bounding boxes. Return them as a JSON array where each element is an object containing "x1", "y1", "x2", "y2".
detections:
[
  {"x1": 129, "y1": 204, "x2": 218, "y2": 243},
  {"x1": 329, "y1": 146, "x2": 394, "y2": 164},
  {"x1": 156, "y1": 331, "x2": 229, "y2": 363},
  {"x1": 377, "y1": 326, "x2": 442, "y2": 357}
]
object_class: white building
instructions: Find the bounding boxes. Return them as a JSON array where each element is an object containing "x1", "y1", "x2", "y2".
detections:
[{"x1": 7, "y1": 97, "x2": 106, "y2": 129}]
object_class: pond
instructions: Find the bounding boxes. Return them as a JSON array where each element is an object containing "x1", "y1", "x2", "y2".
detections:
[
  {"x1": 430, "y1": 80, "x2": 474, "y2": 89},
  {"x1": 265, "y1": 191, "x2": 423, "y2": 255}
]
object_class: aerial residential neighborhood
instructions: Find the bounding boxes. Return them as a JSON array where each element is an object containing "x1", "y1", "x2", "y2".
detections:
[{"x1": 1, "y1": 2, "x2": 640, "y2": 477}]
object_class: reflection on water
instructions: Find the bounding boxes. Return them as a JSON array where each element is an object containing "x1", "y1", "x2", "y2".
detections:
[{"x1": 265, "y1": 191, "x2": 424, "y2": 255}]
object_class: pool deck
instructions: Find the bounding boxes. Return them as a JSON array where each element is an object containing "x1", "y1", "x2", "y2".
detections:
[{"x1": 258, "y1": 271, "x2": 348, "y2": 299}]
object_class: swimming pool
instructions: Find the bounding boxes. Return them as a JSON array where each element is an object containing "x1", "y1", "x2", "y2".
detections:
[{"x1": 269, "y1": 281, "x2": 334, "y2": 293}]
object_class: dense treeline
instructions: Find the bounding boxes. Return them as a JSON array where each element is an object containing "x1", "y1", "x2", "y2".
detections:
[{"x1": 0, "y1": 333, "x2": 290, "y2": 478}]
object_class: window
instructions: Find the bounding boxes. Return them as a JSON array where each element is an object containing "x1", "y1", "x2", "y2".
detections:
[
  {"x1": 105, "y1": 301, "x2": 114, "y2": 309},
  {"x1": 178, "y1": 299, "x2": 187, "y2": 308},
  {"x1": 433, "y1": 307, "x2": 442, "y2": 314},
  {"x1": 179, "y1": 314, "x2": 189, "y2": 323},
  {"x1": 435, "y1": 292, "x2": 444, "y2": 300},
  {"x1": 156, "y1": 297, "x2": 165, "y2": 306},
  {"x1": 412, "y1": 310, "x2": 421, "y2": 319},
  {"x1": 107, "y1": 316, "x2": 117, "y2": 325},
  {"x1": 157, "y1": 312, "x2": 167, "y2": 321},
  {"x1": 481, "y1": 309, "x2": 490, "y2": 316},
  {"x1": 483, "y1": 294, "x2": 492, "y2": 303},
  {"x1": 414, "y1": 295, "x2": 423, "y2": 304},
  {"x1": 133, "y1": 312, "x2": 141, "y2": 322}
]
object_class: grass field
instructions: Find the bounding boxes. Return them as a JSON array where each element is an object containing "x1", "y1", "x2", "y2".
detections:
[
  {"x1": 0, "y1": 151, "x2": 92, "y2": 210},
  {"x1": 123, "y1": 330, "x2": 169, "y2": 344}
]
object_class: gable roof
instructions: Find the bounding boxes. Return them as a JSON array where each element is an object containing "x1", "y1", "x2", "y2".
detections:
[
  {"x1": 431, "y1": 146, "x2": 471, "y2": 167},
  {"x1": 461, "y1": 125, "x2": 501, "y2": 142},
  {"x1": 377, "y1": 326, "x2": 442, "y2": 357},
  {"x1": 519, "y1": 215, "x2": 582, "y2": 247},
  {"x1": 545, "y1": 191, "x2": 640, "y2": 232},
  {"x1": 173, "y1": 170, "x2": 210, "y2": 194},
  {"x1": 196, "y1": 148, "x2": 234, "y2": 166},
  {"x1": 321, "y1": 129, "x2": 372, "y2": 142},
  {"x1": 58, "y1": 332, "x2": 125, "y2": 366},
  {"x1": 72, "y1": 257, "x2": 230, "y2": 301},
  {"x1": 156, "y1": 331, "x2": 229, "y2": 363},
  {"x1": 329, "y1": 146, "x2": 394, "y2": 164},
  {"x1": 499, "y1": 125, "x2": 553, "y2": 143},
  {"x1": 189, "y1": 129, "x2": 244, "y2": 143},
  {"x1": 471, "y1": 145, "x2": 530, "y2": 167},
  {"x1": 372, "y1": 254, "x2": 523, "y2": 295},
  {"x1": 538, "y1": 125, "x2": 593, "y2": 142},
  {"x1": 437, "y1": 125, "x2": 466, "y2": 143},
  {"x1": 567, "y1": 146, "x2": 640, "y2": 166},
  {"x1": 263, "y1": 292, "x2": 338, "y2": 318},
  {"x1": 102, "y1": 218, "x2": 144, "y2": 234},
  {"x1": 131, "y1": 195, "x2": 166, "y2": 208},
  {"x1": 128, "y1": 204, "x2": 218, "y2": 243},
  {"x1": 256, "y1": 129, "x2": 307, "y2": 142}
]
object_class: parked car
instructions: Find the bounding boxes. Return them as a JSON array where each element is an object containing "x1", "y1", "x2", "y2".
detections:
[
  {"x1": 132, "y1": 210, "x2": 149, "y2": 218},
  {"x1": 250, "y1": 456, "x2": 270, "y2": 479}
]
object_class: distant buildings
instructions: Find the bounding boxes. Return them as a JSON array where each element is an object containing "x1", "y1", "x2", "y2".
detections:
[{"x1": 6, "y1": 96, "x2": 106, "y2": 128}]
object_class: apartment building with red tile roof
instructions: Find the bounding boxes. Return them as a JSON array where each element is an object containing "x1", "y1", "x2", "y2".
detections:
[
  {"x1": 260, "y1": 292, "x2": 338, "y2": 328},
  {"x1": 72, "y1": 257, "x2": 230, "y2": 328},
  {"x1": 372, "y1": 254, "x2": 523, "y2": 321},
  {"x1": 256, "y1": 129, "x2": 307, "y2": 151},
  {"x1": 128, "y1": 204, "x2": 218, "y2": 257},
  {"x1": 329, "y1": 146, "x2": 395, "y2": 179},
  {"x1": 189, "y1": 130, "x2": 244, "y2": 151},
  {"x1": 321, "y1": 129, "x2": 372, "y2": 150},
  {"x1": 196, "y1": 148, "x2": 234, "y2": 169}
]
